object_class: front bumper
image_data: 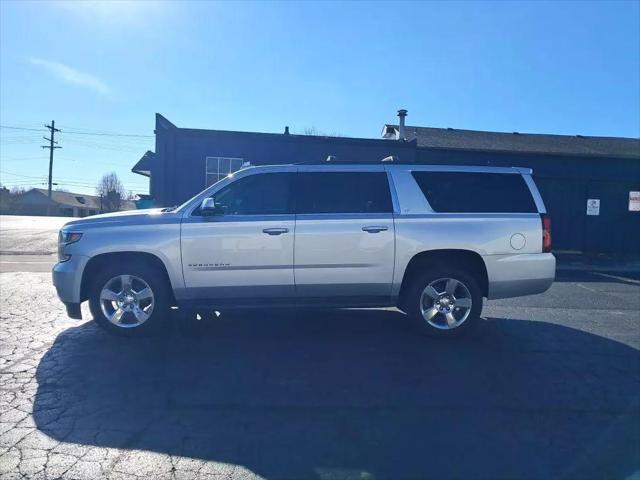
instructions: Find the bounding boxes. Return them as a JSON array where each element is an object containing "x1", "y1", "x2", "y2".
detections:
[
  {"x1": 484, "y1": 252, "x2": 556, "y2": 299},
  {"x1": 64, "y1": 302, "x2": 83, "y2": 319},
  {"x1": 52, "y1": 254, "x2": 89, "y2": 305}
]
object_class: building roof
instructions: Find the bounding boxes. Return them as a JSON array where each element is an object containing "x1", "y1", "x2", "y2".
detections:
[
  {"x1": 383, "y1": 125, "x2": 640, "y2": 159},
  {"x1": 132, "y1": 150, "x2": 154, "y2": 177},
  {"x1": 27, "y1": 189, "x2": 136, "y2": 210},
  {"x1": 30, "y1": 189, "x2": 102, "y2": 209}
]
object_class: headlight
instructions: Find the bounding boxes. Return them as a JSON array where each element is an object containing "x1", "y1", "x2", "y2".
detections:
[
  {"x1": 58, "y1": 231, "x2": 83, "y2": 262},
  {"x1": 60, "y1": 231, "x2": 83, "y2": 244}
]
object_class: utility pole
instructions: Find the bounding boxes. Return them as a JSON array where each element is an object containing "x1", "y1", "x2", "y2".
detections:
[{"x1": 41, "y1": 121, "x2": 61, "y2": 215}]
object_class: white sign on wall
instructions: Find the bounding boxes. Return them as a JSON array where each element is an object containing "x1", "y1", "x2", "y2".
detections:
[
  {"x1": 586, "y1": 198, "x2": 600, "y2": 216},
  {"x1": 629, "y1": 191, "x2": 640, "y2": 212}
]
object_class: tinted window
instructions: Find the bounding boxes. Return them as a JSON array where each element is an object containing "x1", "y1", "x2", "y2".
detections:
[
  {"x1": 196, "y1": 173, "x2": 293, "y2": 215},
  {"x1": 412, "y1": 171, "x2": 537, "y2": 213},
  {"x1": 296, "y1": 172, "x2": 393, "y2": 214}
]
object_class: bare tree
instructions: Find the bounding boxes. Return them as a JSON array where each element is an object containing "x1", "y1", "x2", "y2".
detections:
[
  {"x1": 0, "y1": 186, "x2": 25, "y2": 214},
  {"x1": 96, "y1": 172, "x2": 126, "y2": 213},
  {"x1": 301, "y1": 127, "x2": 343, "y2": 137}
]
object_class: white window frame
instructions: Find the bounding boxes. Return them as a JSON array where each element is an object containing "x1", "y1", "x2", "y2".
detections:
[{"x1": 205, "y1": 157, "x2": 246, "y2": 187}]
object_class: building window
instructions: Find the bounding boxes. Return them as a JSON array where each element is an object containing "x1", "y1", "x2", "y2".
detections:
[{"x1": 205, "y1": 157, "x2": 245, "y2": 187}]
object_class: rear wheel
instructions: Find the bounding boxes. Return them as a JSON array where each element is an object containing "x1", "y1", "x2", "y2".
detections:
[
  {"x1": 89, "y1": 263, "x2": 170, "y2": 336},
  {"x1": 403, "y1": 267, "x2": 483, "y2": 337}
]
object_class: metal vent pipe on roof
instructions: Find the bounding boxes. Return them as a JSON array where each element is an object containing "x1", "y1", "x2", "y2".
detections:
[{"x1": 398, "y1": 109, "x2": 407, "y2": 140}]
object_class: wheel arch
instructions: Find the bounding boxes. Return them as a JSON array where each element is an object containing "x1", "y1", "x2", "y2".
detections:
[
  {"x1": 398, "y1": 249, "x2": 488, "y2": 310},
  {"x1": 80, "y1": 251, "x2": 176, "y2": 304}
]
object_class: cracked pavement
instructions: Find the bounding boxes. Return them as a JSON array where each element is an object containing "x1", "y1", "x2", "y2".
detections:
[{"x1": 0, "y1": 267, "x2": 639, "y2": 479}]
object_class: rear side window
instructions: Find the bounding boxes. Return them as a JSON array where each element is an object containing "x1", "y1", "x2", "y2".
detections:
[
  {"x1": 295, "y1": 172, "x2": 393, "y2": 214},
  {"x1": 412, "y1": 171, "x2": 538, "y2": 213}
]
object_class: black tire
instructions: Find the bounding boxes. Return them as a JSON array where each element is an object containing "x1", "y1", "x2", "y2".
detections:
[
  {"x1": 402, "y1": 267, "x2": 483, "y2": 338},
  {"x1": 88, "y1": 262, "x2": 170, "y2": 337}
]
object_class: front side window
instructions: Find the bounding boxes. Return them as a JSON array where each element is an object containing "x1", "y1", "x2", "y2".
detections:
[
  {"x1": 205, "y1": 157, "x2": 245, "y2": 186},
  {"x1": 198, "y1": 172, "x2": 294, "y2": 216},
  {"x1": 412, "y1": 171, "x2": 538, "y2": 213},
  {"x1": 295, "y1": 172, "x2": 393, "y2": 214}
]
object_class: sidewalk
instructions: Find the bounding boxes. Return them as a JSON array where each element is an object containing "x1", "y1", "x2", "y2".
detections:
[{"x1": 555, "y1": 252, "x2": 640, "y2": 273}]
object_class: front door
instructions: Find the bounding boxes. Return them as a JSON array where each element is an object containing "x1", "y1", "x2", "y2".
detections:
[
  {"x1": 293, "y1": 168, "x2": 396, "y2": 301},
  {"x1": 181, "y1": 171, "x2": 296, "y2": 300}
]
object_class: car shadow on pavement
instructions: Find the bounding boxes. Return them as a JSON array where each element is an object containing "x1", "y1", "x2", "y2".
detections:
[{"x1": 34, "y1": 310, "x2": 639, "y2": 480}]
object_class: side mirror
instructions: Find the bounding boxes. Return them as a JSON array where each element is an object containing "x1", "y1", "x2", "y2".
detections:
[{"x1": 200, "y1": 197, "x2": 223, "y2": 216}]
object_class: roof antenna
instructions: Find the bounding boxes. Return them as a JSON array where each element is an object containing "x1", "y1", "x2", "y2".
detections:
[{"x1": 381, "y1": 155, "x2": 397, "y2": 162}]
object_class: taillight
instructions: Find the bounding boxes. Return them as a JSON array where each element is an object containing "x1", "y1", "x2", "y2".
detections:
[{"x1": 541, "y1": 214, "x2": 552, "y2": 252}]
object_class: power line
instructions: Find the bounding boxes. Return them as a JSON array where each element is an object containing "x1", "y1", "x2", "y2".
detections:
[
  {"x1": 1, "y1": 124, "x2": 153, "y2": 138},
  {"x1": 63, "y1": 130, "x2": 153, "y2": 138},
  {"x1": 0, "y1": 170, "x2": 46, "y2": 179},
  {"x1": 1, "y1": 180, "x2": 149, "y2": 193},
  {"x1": 1, "y1": 167, "x2": 147, "y2": 184},
  {"x1": 62, "y1": 138, "x2": 143, "y2": 152},
  {"x1": 0, "y1": 156, "x2": 49, "y2": 162},
  {"x1": 0, "y1": 126, "x2": 45, "y2": 132}
]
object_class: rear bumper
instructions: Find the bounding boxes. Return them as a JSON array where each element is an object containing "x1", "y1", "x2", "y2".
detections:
[
  {"x1": 52, "y1": 255, "x2": 89, "y2": 305},
  {"x1": 484, "y1": 253, "x2": 555, "y2": 299}
]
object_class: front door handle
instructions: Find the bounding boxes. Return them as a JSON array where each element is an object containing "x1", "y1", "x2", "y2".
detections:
[
  {"x1": 362, "y1": 225, "x2": 388, "y2": 233},
  {"x1": 263, "y1": 227, "x2": 289, "y2": 236}
]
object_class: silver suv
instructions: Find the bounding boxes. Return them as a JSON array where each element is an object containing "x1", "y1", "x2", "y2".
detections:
[{"x1": 53, "y1": 163, "x2": 555, "y2": 337}]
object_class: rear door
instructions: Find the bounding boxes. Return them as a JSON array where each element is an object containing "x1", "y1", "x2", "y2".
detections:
[{"x1": 293, "y1": 167, "x2": 396, "y2": 300}]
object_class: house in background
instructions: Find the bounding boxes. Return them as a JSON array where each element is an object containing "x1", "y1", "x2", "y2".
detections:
[
  {"x1": 132, "y1": 111, "x2": 640, "y2": 255},
  {"x1": 11, "y1": 189, "x2": 135, "y2": 217}
]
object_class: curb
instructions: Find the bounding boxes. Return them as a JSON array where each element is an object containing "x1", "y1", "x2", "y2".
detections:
[
  {"x1": 556, "y1": 264, "x2": 640, "y2": 273},
  {"x1": 0, "y1": 251, "x2": 56, "y2": 256}
]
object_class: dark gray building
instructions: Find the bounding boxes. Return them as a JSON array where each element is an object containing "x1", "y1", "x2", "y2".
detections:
[{"x1": 133, "y1": 112, "x2": 640, "y2": 254}]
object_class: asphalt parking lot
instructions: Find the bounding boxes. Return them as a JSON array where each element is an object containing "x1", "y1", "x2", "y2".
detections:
[{"x1": 0, "y1": 253, "x2": 638, "y2": 479}]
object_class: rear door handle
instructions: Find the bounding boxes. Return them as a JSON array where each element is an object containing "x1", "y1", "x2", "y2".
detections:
[
  {"x1": 362, "y1": 225, "x2": 388, "y2": 233},
  {"x1": 263, "y1": 227, "x2": 289, "y2": 236}
]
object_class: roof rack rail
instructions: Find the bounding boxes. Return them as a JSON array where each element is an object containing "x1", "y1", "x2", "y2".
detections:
[
  {"x1": 294, "y1": 157, "x2": 414, "y2": 165},
  {"x1": 512, "y1": 166, "x2": 534, "y2": 175}
]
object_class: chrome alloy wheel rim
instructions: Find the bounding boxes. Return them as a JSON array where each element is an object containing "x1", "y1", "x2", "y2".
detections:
[
  {"x1": 420, "y1": 277, "x2": 472, "y2": 330},
  {"x1": 99, "y1": 275, "x2": 154, "y2": 328}
]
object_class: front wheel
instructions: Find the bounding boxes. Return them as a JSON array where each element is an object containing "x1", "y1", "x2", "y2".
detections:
[
  {"x1": 88, "y1": 263, "x2": 170, "y2": 336},
  {"x1": 403, "y1": 267, "x2": 483, "y2": 337}
]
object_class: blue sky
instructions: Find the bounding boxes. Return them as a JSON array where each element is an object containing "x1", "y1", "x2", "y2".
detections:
[{"x1": 1, "y1": 0, "x2": 639, "y2": 195}]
